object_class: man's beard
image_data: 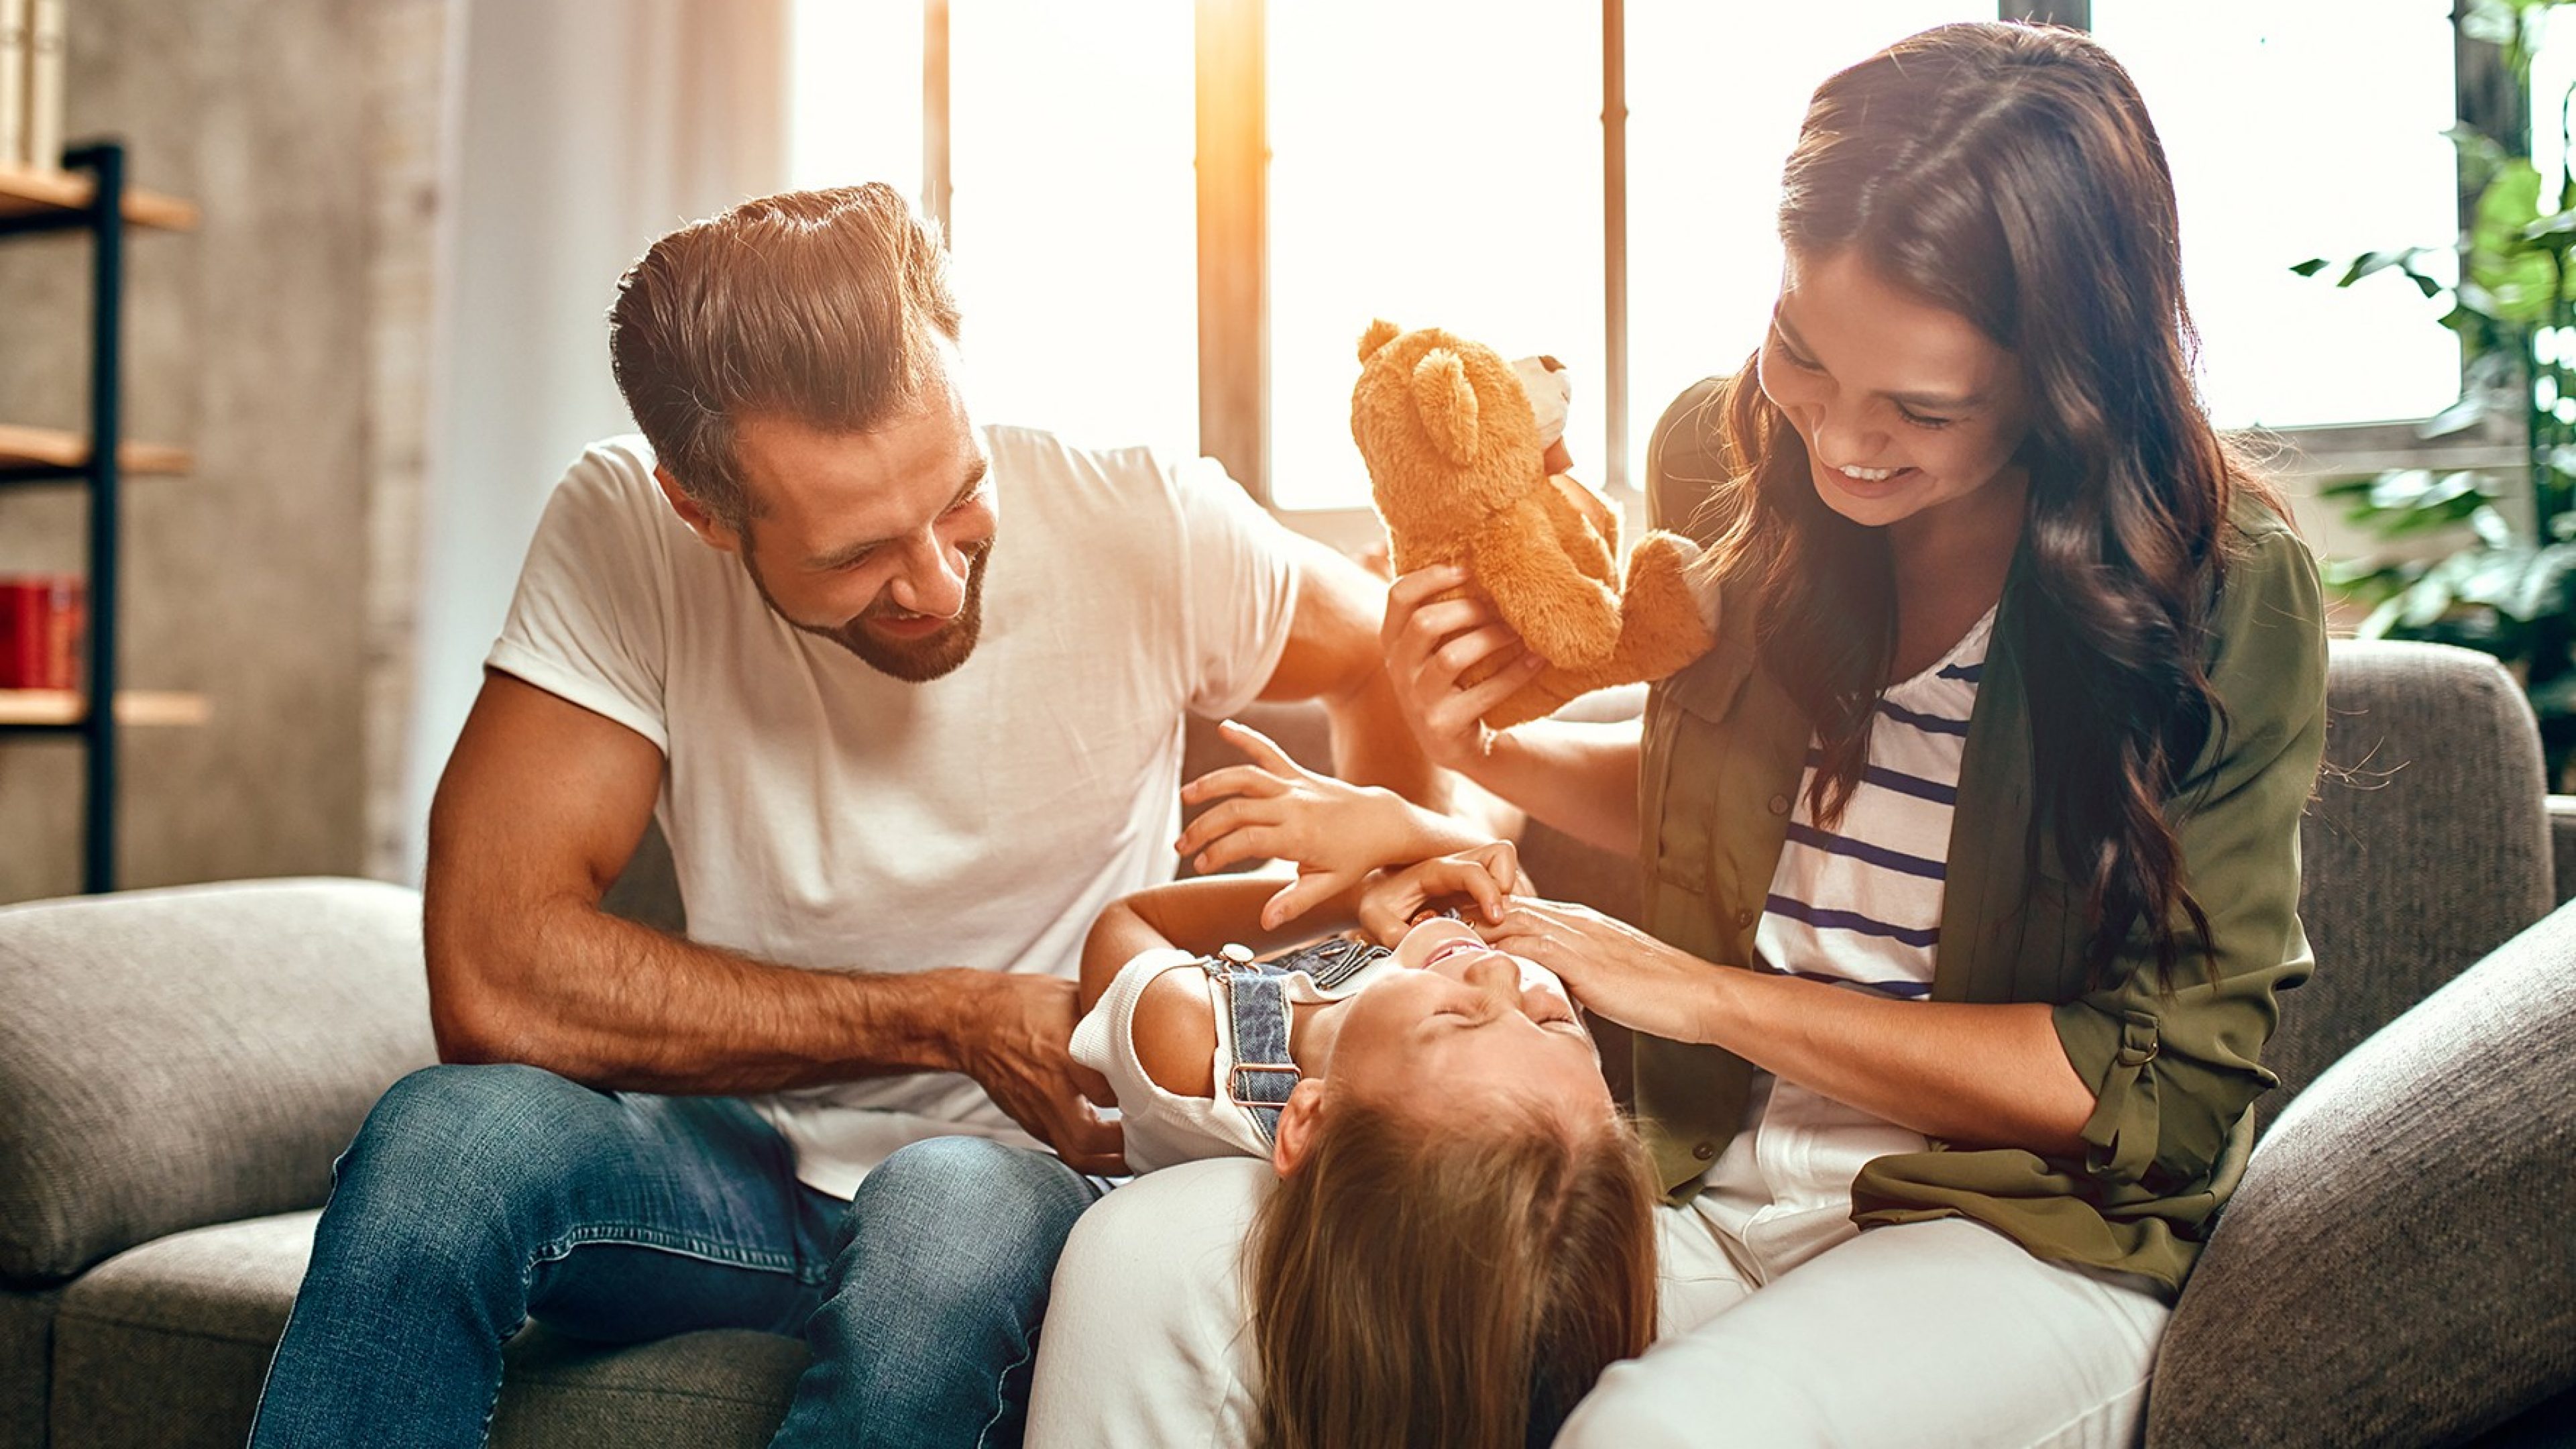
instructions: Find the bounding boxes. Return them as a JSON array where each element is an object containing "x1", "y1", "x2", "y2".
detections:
[{"x1": 743, "y1": 536, "x2": 995, "y2": 683}]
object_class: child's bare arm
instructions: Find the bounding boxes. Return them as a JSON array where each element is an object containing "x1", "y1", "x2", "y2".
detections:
[
  {"x1": 1174, "y1": 720, "x2": 1500, "y2": 930},
  {"x1": 1078, "y1": 873, "x2": 1376, "y2": 1014}
]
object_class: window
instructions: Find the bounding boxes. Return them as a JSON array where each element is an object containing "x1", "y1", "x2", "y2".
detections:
[
  {"x1": 788, "y1": 0, "x2": 922, "y2": 204},
  {"x1": 1624, "y1": 2, "x2": 1991, "y2": 480},
  {"x1": 791, "y1": 1, "x2": 1199, "y2": 460},
  {"x1": 2088, "y1": 0, "x2": 2461, "y2": 429},
  {"x1": 1265, "y1": 0, "x2": 1604, "y2": 511},
  {"x1": 791, "y1": 3, "x2": 2481, "y2": 508}
]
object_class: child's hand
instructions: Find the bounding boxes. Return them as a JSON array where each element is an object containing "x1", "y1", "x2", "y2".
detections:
[
  {"x1": 1355, "y1": 841, "x2": 1524, "y2": 946},
  {"x1": 1176, "y1": 720, "x2": 1422, "y2": 931}
]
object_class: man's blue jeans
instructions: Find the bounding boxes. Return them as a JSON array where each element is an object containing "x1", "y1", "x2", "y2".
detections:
[{"x1": 246, "y1": 1063, "x2": 1102, "y2": 1448}]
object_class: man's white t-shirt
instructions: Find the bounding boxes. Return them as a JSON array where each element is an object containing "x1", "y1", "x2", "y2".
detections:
[{"x1": 485, "y1": 425, "x2": 1301, "y2": 1199}]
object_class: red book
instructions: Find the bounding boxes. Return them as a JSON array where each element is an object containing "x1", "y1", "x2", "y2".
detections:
[
  {"x1": 0, "y1": 577, "x2": 85, "y2": 690},
  {"x1": 42, "y1": 576, "x2": 82, "y2": 691},
  {"x1": 1, "y1": 580, "x2": 40, "y2": 690},
  {"x1": 0, "y1": 581, "x2": 20, "y2": 689}
]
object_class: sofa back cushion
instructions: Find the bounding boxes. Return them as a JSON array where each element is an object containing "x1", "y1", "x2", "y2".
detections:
[
  {"x1": 0, "y1": 877, "x2": 435, "y2": 1285},
  {"x1": 2278, "y1": 641, "x2": 2553, "y2": 1122}
]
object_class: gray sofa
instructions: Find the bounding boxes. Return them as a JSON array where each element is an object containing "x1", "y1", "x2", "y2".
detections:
[{"x1": 2, "y1": 640, "x2": 2571, "y2": 1448}]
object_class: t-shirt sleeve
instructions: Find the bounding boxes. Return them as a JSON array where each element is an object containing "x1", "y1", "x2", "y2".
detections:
[
  {"x1": 484, "y1": 445, "x2": 674, "y2": 752},
  {"x1": 1168, "y1": 455, "x2": 1300, "y2": 720}
]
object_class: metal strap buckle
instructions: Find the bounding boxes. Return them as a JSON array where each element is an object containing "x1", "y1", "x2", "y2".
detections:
[{"x1": 1227, "y1": 1061, "x2": 1300, "y2": 1110}]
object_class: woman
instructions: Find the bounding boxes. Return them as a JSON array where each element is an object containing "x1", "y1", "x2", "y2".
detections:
[
  {"x1": 1035, "y1": 19, "x2": 2324, "y2": 1447},
  {"x1": 1376, "y1": 20, "x2": 2325, "y2": 1444},
  {"x1": 1066, "y1": 720, "x2": 1659, "y2": 1449}
]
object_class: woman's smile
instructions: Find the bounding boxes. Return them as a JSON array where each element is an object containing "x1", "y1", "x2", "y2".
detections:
[{"x1": 1817, "y1": 458, "x2": 1923, "y2": 500}]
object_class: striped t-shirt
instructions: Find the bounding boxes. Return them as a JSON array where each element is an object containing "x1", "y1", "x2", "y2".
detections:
[{"x1": 1752, "y1": 605, "x2": 1995, "y2": 999}]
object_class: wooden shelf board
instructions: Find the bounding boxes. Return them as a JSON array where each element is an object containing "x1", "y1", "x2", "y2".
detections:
[
  {"x1": 0, "y1": 165, "x2": 199, "y2": 231},
  {"x1": 0, "y1": 690, "x2": 209, "y2": 727},
  {"x1": 0, "y1": 423, "x2": 190, "y2": 475}
]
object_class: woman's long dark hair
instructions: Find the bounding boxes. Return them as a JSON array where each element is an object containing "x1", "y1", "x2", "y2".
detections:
[{"x1": 1700, "y1": 21, "x2": 2284, "y2": 984}]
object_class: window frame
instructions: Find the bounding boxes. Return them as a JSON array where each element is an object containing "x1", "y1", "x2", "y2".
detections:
[{"x1": 909, "y1": 0, "x2": 2497, "y2": 529}]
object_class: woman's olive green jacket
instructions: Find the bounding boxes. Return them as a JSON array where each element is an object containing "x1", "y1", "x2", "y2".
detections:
[{"x1": 1631, "y1": 379, "x2": 2329, "y2": 1293}]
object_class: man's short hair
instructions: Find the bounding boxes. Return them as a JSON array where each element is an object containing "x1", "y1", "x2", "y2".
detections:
[{"x1": 608, "y1": 184, "x2": 963, "y2": 530}]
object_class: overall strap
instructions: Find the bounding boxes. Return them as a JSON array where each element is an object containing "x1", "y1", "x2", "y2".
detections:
[{"x1": 1209, "y1": 944, "x2": 1300, "y2": 1146}]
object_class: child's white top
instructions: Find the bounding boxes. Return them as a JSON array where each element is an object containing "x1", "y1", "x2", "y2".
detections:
[{"x1": 1072, "y1": 947, "x2": 1405, "y2": 1173}]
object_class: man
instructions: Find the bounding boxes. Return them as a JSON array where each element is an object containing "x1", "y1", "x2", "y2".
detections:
[{"x1": 248, "y1": 184, "x2": 1433, "y2": 1448}]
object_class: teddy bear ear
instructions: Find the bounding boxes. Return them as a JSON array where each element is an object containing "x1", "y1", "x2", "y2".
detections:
[
  {"x1": 1411, "y1": 348, "x2": 1480, "y2": 467},
  {"x1": 1358, "y1": 319, "x2": 1402, "y2": 363}
]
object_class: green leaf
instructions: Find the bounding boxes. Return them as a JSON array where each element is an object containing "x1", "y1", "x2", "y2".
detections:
[
  {"x1": 2398, "y1": 573, "x2": 2459, "y2": 629},
  {"x1": 2469, "y1": 164, "x2": 2557, "y2": 323},
  {"x1": 2447, "y1": 123, "x2": 2511, "y2": 193},
  {"x1": 2518, "y1": 541, "x2": 2576, "y2": 619},
  {"x1": 2318, "y1": 472, "x2": 2389, "y2": 500},
  {"x1": 2356, "y1": 592, "x2": 2408, "y2": 640},
  {"x1": 2523, "y1": 210, "x2": 2576, "y2": 248},
  {"x1": 2472, "y1": 502, "x2": 2518, "y2": 549},
  {"x1": 2290, "y1": 258, "x2": 2329, "y2": 278},
  {"x1": 2339, "y1": 247, "x2": 2432, "y2": 284},
  {"x1": 2359, "y1": 468, "x2": 2485, "y2": 515},
  {"x1": 2419, "y1": 391, "x2": 2491, "y2": 438}
]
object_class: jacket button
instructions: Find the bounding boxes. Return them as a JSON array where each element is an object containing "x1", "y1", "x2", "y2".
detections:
[
  {"x1": 1693, "y1": 1140, "x2": 1717, "y2": 1161},
  {"x1": 1767, "y1": 793, "x2": 1790, "y2": 816},
  {"x1": 1734, "y1": 906, "x2": 1757, "y2": 929}
]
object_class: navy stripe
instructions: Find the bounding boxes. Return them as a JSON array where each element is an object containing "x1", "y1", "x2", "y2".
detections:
[
  {"x1": 1752, "y1": 961, "x2": 1933, "y2": 1000},
  {"x1": 1938, "y1": 661, "x2": 1984, "y2": 682},
  {"x1": 1877, "y1": 699, "x2": 1970, "y2": 737},
  {"x1": 1764, "y1": 894, "x2": 1941, "y2": 947},
  {"x1": 1802, "y1": 749, "x2": 1961, "y2": 806},
  {"x1": 1798, "y1": 970, "x2": 1932, "y2": 1000},
  {"x1": 1863, "y1": 764, "x2": 1958, "y2": 805},
  {"x1": 1785, "y1": 822, "x2": 1946, "y2": 880}
]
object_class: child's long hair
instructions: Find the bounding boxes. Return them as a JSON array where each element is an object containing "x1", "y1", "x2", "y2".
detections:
[
  {"x1": 1247, "y1": 1097, "x2": 1659, "y2": 1449},
  {"x1": 1694, "y1": 21, "x2": 2289, "y2": 987}
]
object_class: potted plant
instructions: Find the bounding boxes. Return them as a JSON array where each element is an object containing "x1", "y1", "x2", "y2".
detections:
[{"x1": 2301, "y1": 0, "x2": 2576, "y2": 777}]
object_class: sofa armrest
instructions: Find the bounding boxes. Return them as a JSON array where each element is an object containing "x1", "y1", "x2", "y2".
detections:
[
  {"x1": 2147, "y1": 897, "x2": 2576, "y2": 1446},
  {"x1": 2549, "y1": 795, "x2": 2576, "y2": 907},
  {"x1": 0, "y1": 878, "x2": 435, "y2": 1285}
]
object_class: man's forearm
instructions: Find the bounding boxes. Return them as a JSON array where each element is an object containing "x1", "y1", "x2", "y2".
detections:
[{"x1": 430, "y1": 895, "x2": 989, "y2": 1095}]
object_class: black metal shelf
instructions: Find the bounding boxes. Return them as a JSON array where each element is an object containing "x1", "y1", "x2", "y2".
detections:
[{"x1": 0, "y1": 142, "x2": 194, "y2": 894}]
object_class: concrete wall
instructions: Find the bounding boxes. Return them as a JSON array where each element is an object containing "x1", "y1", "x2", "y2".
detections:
[{"x1": 0, "y1": 0, "x2": 429, "y2": 903}]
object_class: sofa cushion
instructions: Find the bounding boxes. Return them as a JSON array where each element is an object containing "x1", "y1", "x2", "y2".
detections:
[
  {"x1": 2147, "y1": 896, "x2": 2576, "y2": 1447},
  {"x1": 2281, "y1": 641, "x2": 2553, "y2": 1117},
  {"x1": 0, "y1": 1287, "x2": 61, "y2": 1449},
  {"x1": 0, "y1": 878, "x2": 439, "y2": 1285},
  {"x1": 50, "y1": 1210, "x2": 807, "y2": 1448}
]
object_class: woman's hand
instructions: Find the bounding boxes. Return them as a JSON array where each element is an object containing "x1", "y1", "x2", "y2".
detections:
[
  {"x1": 1380, "y1": 565, "x2": 1550, "y2": 774},
  {"x1": 1353, "y1": 841, "x2": 1526, "y2": 945},
  {"x1": 1176, "y1": 719, "x2": 1437, "y2": 930},
  {"x1": 1475, "y1": 896, "x2": 1722, "y2": 1044}
]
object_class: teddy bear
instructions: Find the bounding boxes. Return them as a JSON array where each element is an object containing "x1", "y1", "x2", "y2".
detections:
[{"x1": 1351, "y1": 318, "x2": 1716, "y2": 730}]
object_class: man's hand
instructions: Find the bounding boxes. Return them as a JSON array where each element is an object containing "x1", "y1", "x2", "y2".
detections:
[{"x1": 954, "y1": 973, "x2": 1126, "y2": 1175}]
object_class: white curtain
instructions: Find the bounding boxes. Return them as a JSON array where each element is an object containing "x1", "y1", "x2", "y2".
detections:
[{"x1": 394, "y1": 0, "x2": 787, "y2": 882}]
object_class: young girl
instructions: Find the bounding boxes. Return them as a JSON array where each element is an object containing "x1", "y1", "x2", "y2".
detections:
[{"x1": 1066, "y1": 721, "x2": 1659, "y2": 1449}]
